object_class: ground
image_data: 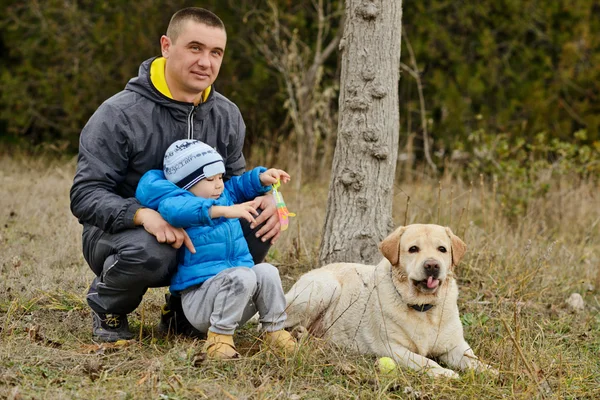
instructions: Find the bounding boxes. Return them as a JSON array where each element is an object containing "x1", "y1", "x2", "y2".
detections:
[{"x1": 1, "y1": 156, "x2": 599, "y2": 399}]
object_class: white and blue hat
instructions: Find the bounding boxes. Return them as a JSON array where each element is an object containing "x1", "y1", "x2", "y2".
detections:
[{"x1": 163, "y1": 139, "x2": 225, "y2": 190}]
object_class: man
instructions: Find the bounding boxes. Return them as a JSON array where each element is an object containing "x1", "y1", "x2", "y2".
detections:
[{"x1": 70, "y1": 7, "x2": 281, "y2": 342}]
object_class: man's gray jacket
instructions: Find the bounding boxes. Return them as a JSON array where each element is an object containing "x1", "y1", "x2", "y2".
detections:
[{"x1": 70, "y1": 57, "x2": 246, "y2": 234}]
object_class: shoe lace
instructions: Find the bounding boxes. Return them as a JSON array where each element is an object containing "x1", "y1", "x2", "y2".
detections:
[{"x1": 104, "y1": 314, "x2": 122, "y2": 329}]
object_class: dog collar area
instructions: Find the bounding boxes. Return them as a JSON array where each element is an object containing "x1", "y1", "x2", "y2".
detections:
[{"x1": 409, "y1": 304, "x2": 434, "y2": 312}]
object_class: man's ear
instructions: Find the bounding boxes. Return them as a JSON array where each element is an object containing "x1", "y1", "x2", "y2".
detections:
[
  {"x1": 445, "y1": 227, "x2": 467, "y2": 266},
  {"x1": 160, "y1": 35, "x2": 171, "y2": 58},
  {"x1": 379, "y1": 226, "x2": 407, "y2": 265}
]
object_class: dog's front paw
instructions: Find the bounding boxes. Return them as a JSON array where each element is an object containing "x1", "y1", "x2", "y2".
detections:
[
  {"x1": 467, "y1": 360, "x2": 499, "y2": 376},
  {"x1": 478, "y1": 363, "x2": 499, "y2": 376},
  {"x1": 427, "y1": 367, "x2": 459, "y2": 379},
  {"x1": 290, "y1": 325, "x2": 309, "y2": 340}
]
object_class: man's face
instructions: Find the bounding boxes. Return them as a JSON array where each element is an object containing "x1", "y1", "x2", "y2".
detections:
[{"x1": 161, "y1": 21, "x2": 226, "y2": 102}]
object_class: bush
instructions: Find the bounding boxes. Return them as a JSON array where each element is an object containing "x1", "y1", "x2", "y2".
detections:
[
  {"x1": 0, "y1": 0, "x2": 598, "y2": 164},
  {"x1": 458, "y1": 128, "x2": 599, "y2": 219},
  {"x1": 400, "y1": 0, "x2": 600, "y2": 150}
]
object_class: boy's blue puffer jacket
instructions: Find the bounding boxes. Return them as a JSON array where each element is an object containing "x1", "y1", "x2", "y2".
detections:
[{"x1": 136, "y1": 167, "x2": 271, "y2": 293}]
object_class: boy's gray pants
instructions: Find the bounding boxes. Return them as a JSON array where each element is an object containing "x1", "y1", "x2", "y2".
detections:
[
  {"x1": 82, "y1": 219, "x2": 270, "y2": 315},
  {"x1": 181, "y1": 263, "x2": 287, "y2": 335}
]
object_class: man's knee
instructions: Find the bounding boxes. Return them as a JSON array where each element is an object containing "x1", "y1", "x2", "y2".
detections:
[
  {"x1": 142, "y1": 242, "x2": 178, "y2": 273},
  {"x1": 118, "y1": 230, "x2": 178, "y2": 287},
  {"x1": 239, "y1": 213, "x2": 271, "y2": 264},
  {"x1": 126, "y1": 231, "x2": 177, "y2": 268}
]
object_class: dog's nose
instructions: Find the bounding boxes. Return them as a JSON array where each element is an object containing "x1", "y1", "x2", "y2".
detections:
[{"x1": 424, "y1": 260, "x2": 440, "y2": 276}]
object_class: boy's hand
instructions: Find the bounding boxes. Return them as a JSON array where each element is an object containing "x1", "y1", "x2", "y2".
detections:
[
  {"x1": 211, "y1": 201, "x2": 259, "y2": 223},
  {"x1": 259, "y1": 168, "x2": 291, "y2": 186}
]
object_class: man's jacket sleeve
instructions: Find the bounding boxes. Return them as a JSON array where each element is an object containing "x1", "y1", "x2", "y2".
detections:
[
  {"x1": 69, "y1": 104, "x2": 140, "y2": 233},
  {"x1": 224, "y1": 166, "x2": 272, "y2": 204},
  {"x1": 225, "y1": 111, "x2": 247, "y2": 178},
  {"x1": 136, "y1": 170, "x2": 218, "y2": 228}
]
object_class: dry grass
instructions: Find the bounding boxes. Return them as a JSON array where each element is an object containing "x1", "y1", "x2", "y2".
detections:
[{"x1": 1, "y1": 154, "x2": 599, "y2": 399}]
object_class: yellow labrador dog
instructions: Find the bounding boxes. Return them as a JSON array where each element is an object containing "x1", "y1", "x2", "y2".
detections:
[{"x1": 283, "y1": 224, "x2": 493, "y2": 378}]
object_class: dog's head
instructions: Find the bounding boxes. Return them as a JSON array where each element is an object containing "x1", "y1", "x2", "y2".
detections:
[{"x1": 379, "y1": 224, "x2": 466, "y2": 294}]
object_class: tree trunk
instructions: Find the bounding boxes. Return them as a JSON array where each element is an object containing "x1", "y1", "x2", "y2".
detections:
[{"x1": 319, "y1": 0, "x2": 402, "y2": 265}]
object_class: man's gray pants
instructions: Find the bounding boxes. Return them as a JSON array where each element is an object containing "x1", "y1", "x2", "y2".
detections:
[
  {"x1": 181, "y1": 263, "x2": 287, "y2": 335},
  {"x1": 82, "y1": 219, "x2": 270, "y2": 315}
]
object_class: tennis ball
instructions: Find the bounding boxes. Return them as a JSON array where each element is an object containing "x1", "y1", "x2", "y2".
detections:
[{"x1": 377, "y1": 357, "x2": 397, "y2": 374}]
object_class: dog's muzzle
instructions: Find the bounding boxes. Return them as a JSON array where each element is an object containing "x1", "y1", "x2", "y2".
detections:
[
  {"x1": 423, "y1": 259, "x2": 440, "y2": 279},
  {"x1": 412, "y1": 259, "x2": 443, "y2": 291}
]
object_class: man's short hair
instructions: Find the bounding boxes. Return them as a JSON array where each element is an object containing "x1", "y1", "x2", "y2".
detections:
[{"x1": 167, "y1": 8, "x2": 226, "y2": 43}]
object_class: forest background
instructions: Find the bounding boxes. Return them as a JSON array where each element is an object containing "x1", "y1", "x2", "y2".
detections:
[{"x1": 1, "y1": 0, "x2": 599, "y2": 182}]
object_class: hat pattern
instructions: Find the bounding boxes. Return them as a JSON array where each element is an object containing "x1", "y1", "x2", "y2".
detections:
[{"x1": 163, "y1": 139, "x2": 225, "y2": 190}]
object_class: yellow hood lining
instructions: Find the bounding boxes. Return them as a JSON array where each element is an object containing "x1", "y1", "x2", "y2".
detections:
[{"x1": 150, "y1": 57, "x2": 211, "y2": 103}]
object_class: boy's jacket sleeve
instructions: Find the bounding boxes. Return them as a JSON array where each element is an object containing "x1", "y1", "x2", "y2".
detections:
[
  {"x1": 136, "y1": 170, "x2": 218, "y2": 228},
  {"x1": 225, "y1": 166, "x2": 272, "y2": 204}
]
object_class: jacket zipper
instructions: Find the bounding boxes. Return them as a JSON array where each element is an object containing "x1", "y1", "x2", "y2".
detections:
[{"x1": 187, "y1": 105, "x2": 197, "y2": 139}]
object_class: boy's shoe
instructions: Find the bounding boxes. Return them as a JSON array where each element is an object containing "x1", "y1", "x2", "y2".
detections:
[
  {"x1": 158, "y1": 293, "x2": 205, "y2": 339},
  {"x1": 92, "y1": 311, "x2": 134, "y2": 342},
  {"x1": 203, "y1": 331, "x2": 241, "y2": 360},
  {"x1": 263, "y1": 329, "x2": 298, "y2": 355}
]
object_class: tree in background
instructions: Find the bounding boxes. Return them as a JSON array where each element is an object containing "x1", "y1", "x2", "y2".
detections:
[
  {"x1": 0, "y1": 0, "x2": 343, "y2": 172},
  {"x1": 0, "y1": 0, "x2": 597, "y2": 177},
  {"x1": 0, "y1": 0, "x2": 180, "y2": 149},
  {"x1": 398, "y1": 0, "x2": 600, "y2": 160},
  {"x1": 319, "y1": 0, "x2": 403, "y2": 265},
  {"x1": 247, "y1": 0, "x2": 343, "y2": 186}
]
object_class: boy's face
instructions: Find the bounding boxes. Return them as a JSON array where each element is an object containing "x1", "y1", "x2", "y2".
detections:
[{"x1": 189, "y1": 173, "x2": 224, "y2": 199}]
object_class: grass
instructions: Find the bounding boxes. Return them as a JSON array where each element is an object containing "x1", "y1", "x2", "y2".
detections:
[{"x1": 1, "y1": 154, "x2": 599, "y2": 399}]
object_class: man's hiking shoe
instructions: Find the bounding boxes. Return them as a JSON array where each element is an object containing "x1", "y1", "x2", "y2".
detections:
[
  {"x1": 92, "y1": 311, "x2": 134, "y2": 342},
  {"x1": 158, "y1": 293, "x2": 205, "y2": 339}
]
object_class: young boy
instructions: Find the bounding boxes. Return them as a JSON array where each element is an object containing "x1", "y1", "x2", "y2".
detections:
[{"x1": 136, "y1": 139, "x2": 297, "y2": 359}]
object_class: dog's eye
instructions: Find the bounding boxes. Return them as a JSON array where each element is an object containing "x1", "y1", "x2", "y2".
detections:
[
  {"x1": 409, "y1": 246, "x2": 419, "y2": 253},
  {"x1": 438, "y1": 246, "x2": 447, "y2": 253}
]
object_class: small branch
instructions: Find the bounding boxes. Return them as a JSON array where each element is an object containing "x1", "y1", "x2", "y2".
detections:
[
  {"x1": 314, "y1": 0, "x2": 324, "y2": 61},
  {"x1": 449, "y1": 187, "x2": 454, "y2": 227},
  {"x1": 400, "y1": 30, "x2": 436, "y2": 173},
  {"x1": 502, "y1": 319, "x2": 552, "y2": 398},
  {"x1": 305, "y1": 22, "x2": 342, "y2": 90},
  {"x1": 437, "y1": 181, "x2": 442, "y2": 224},
  {"x1": 404, "y1": 196, "x2": 411, "y2": 226},
  {"x1": 559, "y1": 97, "x2": 587, "y2": 126},
  {"x1": 457, "y1": 182, "x2": 473, "y2": 237}
]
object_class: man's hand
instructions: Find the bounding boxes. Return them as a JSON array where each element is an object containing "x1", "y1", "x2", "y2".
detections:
[
  {"x1": 134, "y1": 208, "x2": 196, "y2": 253},
  {"x1": 251, "y1": 194, "x2": 281, "y2": 244},
  {"x1": 211, "y1": 202, "x2": 259, "y2": 224}
]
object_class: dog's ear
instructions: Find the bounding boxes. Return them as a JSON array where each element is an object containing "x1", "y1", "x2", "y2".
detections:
[
  {"x1": 379, "y1": 226, "x2": 407, "y2": 265},
  {"x1": 445, "y1": 227, "x2": 467, "y2": 266}
]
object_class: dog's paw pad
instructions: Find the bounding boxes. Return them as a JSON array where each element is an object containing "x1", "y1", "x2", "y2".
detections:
[{"x1": 428, "y1": 367, "x2": 459, "y2": 379}]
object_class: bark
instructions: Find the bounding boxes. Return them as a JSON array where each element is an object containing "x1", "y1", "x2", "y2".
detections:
[{"x1": 319, "y1": 0, "x2": 402, "y2": 265}]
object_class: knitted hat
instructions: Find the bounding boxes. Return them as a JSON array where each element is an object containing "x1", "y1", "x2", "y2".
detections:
[{"x1": 163, "y1": 139, "x2": 225, "y2": 190}]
